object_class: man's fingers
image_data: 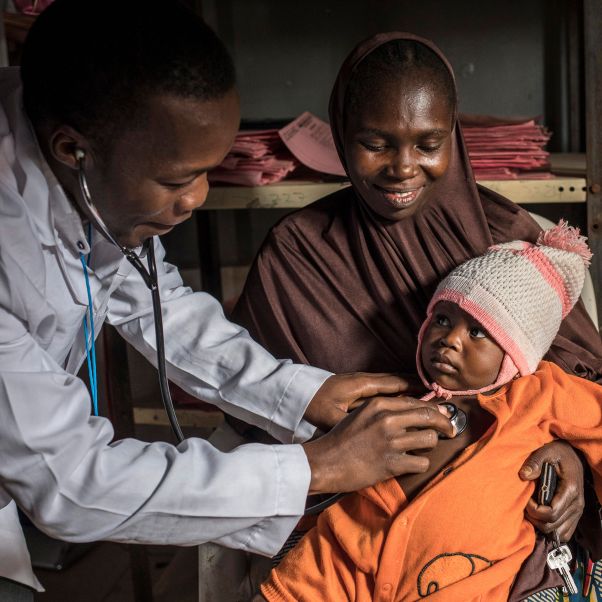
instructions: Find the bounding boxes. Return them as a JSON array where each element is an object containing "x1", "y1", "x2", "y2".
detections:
[
  {"x1": 348, "y1": 373, "x2": 424, "y2": 398},
  {"x1": 390, "y1": 429, "x2": 440, "y2": 453},
  {"x1": 386, "y1": 452, "x2": 430, "y2": 476},
  {"x1": 304, "y1": 388, "x2": 454, "y2": 493},
  {"x1": 306, "y1": 373, "x2": 428, "y2": 429},
  {"x1": 348, "y1": 398, "x2": 369, "y2": 411},
  {"x1": 364, "y1": 399, "x2": 454, "y2": 439},
  {"x1": 363, "y1": 395, "x2": 448, "y2": 415}
]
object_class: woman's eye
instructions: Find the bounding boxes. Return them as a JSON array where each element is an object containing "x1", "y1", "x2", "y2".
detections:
[
  {"x1": 360, "y1": 141, "x2": 386, "y2": 152},
  {"x1": 470, "y1": 327, "x2": 487, "y2": 339},
  {"x1": 435, "y1": 314, "x2": 450, "y2": 327},
  {"x1": 418, "y1": 143, "x2": 442, "y2": 153}
]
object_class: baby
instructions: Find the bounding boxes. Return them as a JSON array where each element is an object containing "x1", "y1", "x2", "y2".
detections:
[{"x1": 259, "y1": 221, "x2": 602, "y2": 602}]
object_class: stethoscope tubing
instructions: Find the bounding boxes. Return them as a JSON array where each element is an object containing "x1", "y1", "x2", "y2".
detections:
[{"x1": 77, "y1": 157, "x2": 185, "y2": 443}]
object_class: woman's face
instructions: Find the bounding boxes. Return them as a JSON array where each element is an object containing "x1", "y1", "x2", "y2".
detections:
[{"x1": 343, "y1": 75, "x2": 454, "y2": 221}]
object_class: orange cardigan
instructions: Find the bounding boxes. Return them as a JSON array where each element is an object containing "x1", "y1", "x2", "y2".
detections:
[{"x1": 261, "y1": 361, "x2": 602, "y2": 601}]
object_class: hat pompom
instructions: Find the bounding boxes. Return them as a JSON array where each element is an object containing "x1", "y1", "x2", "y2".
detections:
[{"x1": 537, "y1": 219, "x2": 593, "y2": 267}]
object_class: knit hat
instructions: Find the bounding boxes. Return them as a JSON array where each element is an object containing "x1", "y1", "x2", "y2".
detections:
[{"x1": 417, "y1": 220, "x2": 593, "y2": 399}]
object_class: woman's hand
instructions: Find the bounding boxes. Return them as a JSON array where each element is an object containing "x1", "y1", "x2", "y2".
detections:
[
  {"x1": 304, "y1": 372, "x2": 425, "y2": 431},
  {"x1": 519, "y1": 440, "x2": 585, "y2": 542},
  {"x1": 303, "y1": 396, "x2": 453, "y2": 494}
]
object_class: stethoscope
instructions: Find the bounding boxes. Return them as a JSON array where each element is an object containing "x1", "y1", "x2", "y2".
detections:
[{"x1": 75, "y1": 149, "x2": 185, "y2": 443}]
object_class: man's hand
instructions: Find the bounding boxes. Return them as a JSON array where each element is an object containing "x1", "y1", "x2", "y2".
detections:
[
  {"x1": 302, "y1": 396, "x2": 453, "y2": 494},
  {"x1": 304, "y1": 373, "x2": 425, "y2": 431},
  {"x1": 519, "y1": 440, "x2": 585, "y2": 542}
]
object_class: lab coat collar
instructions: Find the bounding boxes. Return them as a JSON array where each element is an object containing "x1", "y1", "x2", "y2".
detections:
[{"x1": 0, "y1": 68, "x2": 90, "y2": 256}]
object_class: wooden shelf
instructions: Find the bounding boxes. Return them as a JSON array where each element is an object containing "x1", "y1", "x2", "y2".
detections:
[
  {"x1": 203, "y1": 177, "x2": 586, "y2": 210},
  {"x1": 478, "y1": 178, "x2": 586, "y2": 204},
  {"x1": 133, "y1": 407, "x2": 224, "y2": 429}
]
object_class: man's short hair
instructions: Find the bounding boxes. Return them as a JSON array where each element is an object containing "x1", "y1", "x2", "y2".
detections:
[{"x1": 21, "y1": 0, "x2": 236, "y2": 151}]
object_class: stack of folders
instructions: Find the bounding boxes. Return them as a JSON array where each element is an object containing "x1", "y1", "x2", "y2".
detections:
[
  {"x1": 460, "y1": 115, "x2": 553, "y2": 180},
  {"x1": 208, "y1": 129, "x2": 299, "y2": 186}
]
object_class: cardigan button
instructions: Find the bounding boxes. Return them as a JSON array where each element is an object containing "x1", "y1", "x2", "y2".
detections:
[{"x1": 382, "y1": 583, "x2": 392, "y2": 592}]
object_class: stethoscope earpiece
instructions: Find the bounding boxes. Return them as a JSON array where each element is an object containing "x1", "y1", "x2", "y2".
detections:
[{"x1": 74, "y1": 148, "x2": 86, "y2": 162}]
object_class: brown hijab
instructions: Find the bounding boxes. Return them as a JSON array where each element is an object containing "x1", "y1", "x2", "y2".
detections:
[{"x1": 233, "y1": 32, "x2": 602, "y2": 381}]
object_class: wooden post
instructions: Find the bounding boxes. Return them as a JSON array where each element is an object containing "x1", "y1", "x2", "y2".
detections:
[
  {"x1": 566, "y1": 0, "x2": 584, "y2": 152},
  {"x1": 103, "y1": 326, "x2": 154, "y2": 601},
  {"x1": 196, "y1": 210, "x2": 223, "y2": 301},
  {"x1": 103, "y1": 326, "x2": 137, "y2": 439},
  {"x1": 584, "y1": 0, "x2": 602, "y2": 327}
]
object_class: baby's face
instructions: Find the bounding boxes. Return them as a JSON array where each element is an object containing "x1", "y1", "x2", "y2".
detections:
[{"x1": 420, "y1": 301, "x2": 505, "y2": 392}]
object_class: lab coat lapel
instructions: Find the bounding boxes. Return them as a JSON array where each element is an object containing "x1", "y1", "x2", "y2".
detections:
[{"x1": 10, "y1": 88, "x2": 92, "y2": 307}]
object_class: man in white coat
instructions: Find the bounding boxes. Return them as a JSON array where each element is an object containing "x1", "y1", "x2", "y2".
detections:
[{"x1": 0, "y1": 1, "x2": 458, "y2": 597}]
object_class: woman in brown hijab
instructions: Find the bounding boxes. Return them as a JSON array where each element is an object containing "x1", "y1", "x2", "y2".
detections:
[{"x1": 234, "y1": 33, "x2": 602, "y2": 598}]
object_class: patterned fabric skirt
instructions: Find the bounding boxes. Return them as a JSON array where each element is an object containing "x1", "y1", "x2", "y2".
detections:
[{"x1": 525, "y1": 549, "x2": 602, "y2": 601}]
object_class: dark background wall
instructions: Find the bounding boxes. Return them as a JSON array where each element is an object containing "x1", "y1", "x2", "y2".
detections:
[{"x1": 203, "y1": 0, "x2": 547, "y2": 122}]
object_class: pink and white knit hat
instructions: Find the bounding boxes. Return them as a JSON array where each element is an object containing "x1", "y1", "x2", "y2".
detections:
[{"x1": 417, "y1": 220, "x2": 593, "y2": 399}]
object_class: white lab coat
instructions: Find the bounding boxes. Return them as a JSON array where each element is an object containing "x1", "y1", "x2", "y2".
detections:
[{"x1": 0, "y1": 68, "x2": 330, "y2": 590}]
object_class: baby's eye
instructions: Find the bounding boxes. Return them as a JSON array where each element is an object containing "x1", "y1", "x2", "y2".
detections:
[
  {"x1": 435, "y1": 314, "x2": 450, "y2": 327},
  {"x1": 470, "y1": 327, "x2": 487, "y2": 339}
]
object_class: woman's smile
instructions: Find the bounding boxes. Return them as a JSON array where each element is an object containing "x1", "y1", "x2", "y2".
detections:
[{"x1": 373, "y1": 183, "x2": 425, "y2": 209}]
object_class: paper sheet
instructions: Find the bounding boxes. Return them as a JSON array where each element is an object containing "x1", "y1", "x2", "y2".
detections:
[{"x1": 279, "y1": 112, "x2": 346, "y2": 176}]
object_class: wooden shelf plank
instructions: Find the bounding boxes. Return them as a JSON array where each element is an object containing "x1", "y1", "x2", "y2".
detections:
[
  {"x1": 203, "y1": 180, "x2": 350, "y2": 210},
  {"x1": 202, "y1": 177, "x2": 586, "y2": 210},
  {"x1": 133, "y1": 407, "x2": 224, "y2": 429},
  {"x1": 478, "y1": 178, "x2": 586, "y2": 204}
]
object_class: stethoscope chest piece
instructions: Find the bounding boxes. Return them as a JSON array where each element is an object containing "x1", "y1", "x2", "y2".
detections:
[{"x1": 439, "y1": 402, "x2": 468, "y2": 438}]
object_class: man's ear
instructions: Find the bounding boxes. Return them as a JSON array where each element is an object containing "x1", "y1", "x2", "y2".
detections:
[{"x1": 48, "y1": 125, "x2": 93, "y2": 170}]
